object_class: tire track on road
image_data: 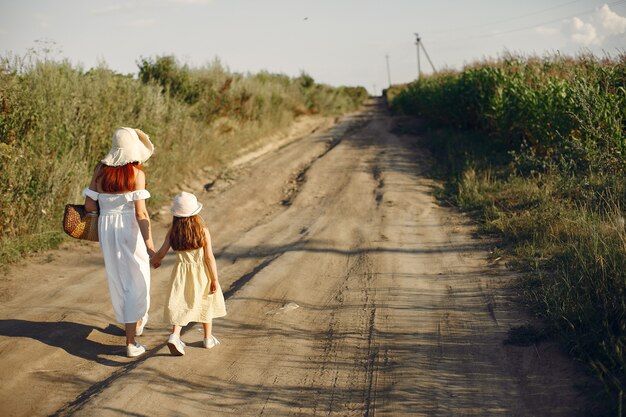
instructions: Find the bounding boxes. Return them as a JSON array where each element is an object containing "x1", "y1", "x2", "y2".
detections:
[{"x1": 281, "y1": 116, "x2": 369, "y2": 207}]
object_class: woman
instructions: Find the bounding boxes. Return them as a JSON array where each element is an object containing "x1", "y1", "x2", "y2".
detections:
[{"x1": 84, "y1": 127, "x2": 155, "y2": 357}]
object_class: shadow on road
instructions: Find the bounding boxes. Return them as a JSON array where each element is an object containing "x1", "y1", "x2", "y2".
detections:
[{"x1": 0, "y1": 319, "x2": 128, "y2": 366}]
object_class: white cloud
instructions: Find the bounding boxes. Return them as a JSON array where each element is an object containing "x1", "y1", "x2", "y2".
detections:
[
  {"x1": 535, "y1": 26, "x2": 559, "y2": 36},
  {"x1": 565, "y1": 17, "x2": 599, "y2": 46},
  {"x1": 595, "y1": 4, "x2": 626, "y2": 34},
  {"x1": 562, "y1": 4, "x2": 626, "y2": 46}
]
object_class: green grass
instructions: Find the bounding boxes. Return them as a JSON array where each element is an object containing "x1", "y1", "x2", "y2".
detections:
[
  {"x1": 0, "y1": 54, "x2": 367, "y2": 264},
  {"x1": 388, "y1": 53, "x2": 625, "y2": 415}
]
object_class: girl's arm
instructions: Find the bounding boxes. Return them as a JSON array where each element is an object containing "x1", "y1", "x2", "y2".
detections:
[
  {"x1": 151, "y1": 228, "x2": 172, "y2": 269},
  {"x1": 133, "y1": 169, "x2": 155, "y2": 257},
  {"x1": 203, "y1": 227, "x2": 219, "y2": 293},
  {"x1": 84, "y1": 164, "x2": 101, "y2": 213}
]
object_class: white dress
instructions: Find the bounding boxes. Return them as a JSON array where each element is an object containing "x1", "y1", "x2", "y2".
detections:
[{"x1": 84, "y1": 188, "x2": 151, "y2": 324}]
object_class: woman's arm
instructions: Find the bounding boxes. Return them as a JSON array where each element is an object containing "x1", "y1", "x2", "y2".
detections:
[
  {"x1": 203, "y1": 227, "x2": 219, "y2": 293},
  {"x1": 84, "y1": 164, "x2": 101, "y2": 212},
  {"x1": 133, "y1": 169, "x2": 155, "y2": 257},
  {"x1": 151, "y1": 228, "x2": 172, "y2": 269}
]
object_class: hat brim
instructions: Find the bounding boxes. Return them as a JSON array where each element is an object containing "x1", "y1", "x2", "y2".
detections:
[
  {"x1": 101, "y1": 128, "x2": 155, "y2": 166},
  {"x1": 170, "y1": 202, "x2": 203, "y2": 218},
  {"x1": 134, "y1": 128, "x2": 155, "y2": 162}
]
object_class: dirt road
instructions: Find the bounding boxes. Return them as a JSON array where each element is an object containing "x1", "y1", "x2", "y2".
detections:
[{"x1": 0, "y1": 99, "x2": 589, "y2": 416}]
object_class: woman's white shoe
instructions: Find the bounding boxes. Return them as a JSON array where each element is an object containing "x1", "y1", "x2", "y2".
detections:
[
  {"x1": 126, "y1": 343, "x2": 147, "y2": 358},
  {"x1": 203, "y1": 335, "x2": 220, "y2": 349},
  {"x1": 136, "y1": 313, "x2": 149, "y2": 336}
]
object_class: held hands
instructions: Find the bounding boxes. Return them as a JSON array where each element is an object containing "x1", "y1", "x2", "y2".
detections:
[{"x1": 150, "y1": 252, "x2": 163, "y2": 269}]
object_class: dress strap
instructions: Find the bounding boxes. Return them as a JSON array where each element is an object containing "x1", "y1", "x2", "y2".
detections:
[
  {"x1": 83, "y1": 187, "x2": 99, "y2": 201},
  {"x1": 131, "y1": 189, "x2": 151, "y2": 201}
]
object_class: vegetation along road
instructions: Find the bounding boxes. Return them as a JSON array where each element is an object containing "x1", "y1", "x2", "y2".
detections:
[{"x1": 0, "y1": 99, "x2": 593, "y2": 416}]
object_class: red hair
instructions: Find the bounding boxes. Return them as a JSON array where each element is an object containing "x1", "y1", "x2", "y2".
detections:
[{"x1": 97, "y1": 162, "x2": 142, "y2": 193}]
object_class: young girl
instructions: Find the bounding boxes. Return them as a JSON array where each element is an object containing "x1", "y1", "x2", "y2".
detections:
[{"x1": 151, "y1": 192, "x2": 226, "y2": 356}]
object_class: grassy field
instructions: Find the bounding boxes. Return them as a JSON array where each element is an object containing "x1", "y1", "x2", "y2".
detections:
[
  {"x1": 0, "y1": 54, "x2": 367, "y2": 265},
  {"x1": 388, "y1": 53, "x2": 625, "y2": 415}
]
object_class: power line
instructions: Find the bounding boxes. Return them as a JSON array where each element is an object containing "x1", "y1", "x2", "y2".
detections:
[
  {"x1": 434, "y1": 0, "x2": 626, "y2": 42},
  {"x1": 430, "y1": 0, "x2": 582, "y2": 35},
  {"x1": 468, "y1": 0, "x2": 626, "y2": 40}
]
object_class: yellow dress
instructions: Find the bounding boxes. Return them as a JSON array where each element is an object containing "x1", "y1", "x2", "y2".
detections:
[{"x1": 164, "y1": 247, "x2": 227, "y2": 326}]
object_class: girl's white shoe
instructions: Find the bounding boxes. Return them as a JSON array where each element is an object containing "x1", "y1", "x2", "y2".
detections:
[
  {"x1": 203, "y1": 335, "x2": 220, "y2": 349},
  {"x1": 167, "y1": 334, "x2": 185, "y2": 356}
]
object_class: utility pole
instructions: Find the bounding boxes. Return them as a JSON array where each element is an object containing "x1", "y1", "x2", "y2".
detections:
[
  {"x1": 385, "y1": 54, "x2": 391, "y2": 87},
  {"x1": 414, "y1": 33, "x2": 436, "y2": 80},
  {"x1": 414, "y1": 33, "x2": 421, "y2": 80}
]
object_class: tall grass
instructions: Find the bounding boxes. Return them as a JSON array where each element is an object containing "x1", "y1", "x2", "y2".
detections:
[
  {"x1": 389, "y1": 53, "x2": 625, "y2": 415},
  {"x1": 0, "y1": 54, "x2": 367, "y2": 264}
]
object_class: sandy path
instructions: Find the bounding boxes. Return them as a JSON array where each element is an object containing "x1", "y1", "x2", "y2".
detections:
[{"x1": 0, "y1": 100, "x2": 589, "y2": 416}]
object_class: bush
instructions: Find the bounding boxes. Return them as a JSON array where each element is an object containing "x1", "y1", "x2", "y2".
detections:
[{"x1": 0, "y1": 54, "x2": 367, "y2": 264}]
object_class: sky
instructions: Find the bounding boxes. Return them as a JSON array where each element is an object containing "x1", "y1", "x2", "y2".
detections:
[{"x1": 1, "y1": 0, "x2": 625, "y2": 95}]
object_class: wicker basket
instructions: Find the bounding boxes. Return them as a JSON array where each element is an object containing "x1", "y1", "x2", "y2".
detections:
[{"x1": 62, "y1": 204, "x2": 99, "y2": 241}]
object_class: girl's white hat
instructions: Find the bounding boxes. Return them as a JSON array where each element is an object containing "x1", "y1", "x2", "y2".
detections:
[
  {"x1": 171, "y1": 192, "x2": 203, "y2": 217},
  {"x1": 101, "y1": 127, "x2": 154, "y2": 166}
]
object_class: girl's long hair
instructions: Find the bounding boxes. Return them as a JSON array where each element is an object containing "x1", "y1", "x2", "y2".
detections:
[
  {"x1": 170, "y1": 215, "x2": 207, "y2": 251},
  {"x1": 97, "y1": 162, "x2": 142, "y2": 192}
]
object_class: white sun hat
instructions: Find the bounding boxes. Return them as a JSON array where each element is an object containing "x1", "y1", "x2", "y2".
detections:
[
  {"x1": 101, "y1": 127, "x2": 154, "y2": 166},
  {"x1": 171, "y1": 192, "x2": 203, "y2": 217}
]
